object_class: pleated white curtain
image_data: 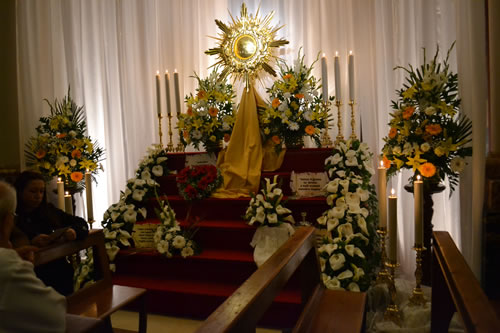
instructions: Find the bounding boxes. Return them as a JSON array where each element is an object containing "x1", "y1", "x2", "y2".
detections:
[{"x1": 16, "y1": 0, "x2": 485, "y2": 278}]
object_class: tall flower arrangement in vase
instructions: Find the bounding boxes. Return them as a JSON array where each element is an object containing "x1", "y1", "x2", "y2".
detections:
[
  {"x1": 177, "y1": 70, "x2": 236, "y2": 152},
  {"x1": 381, "y1": 43, "x2": 472, "y2": 193},
  {"x1": 316, "y1": 140, "x2": 380, "y2": 292},
  {"x1": 259, "y1": 49, "x2": 330, "y2": 153},
  {"x1": 25, "y1": 89, "x2": 104, "y2": 192}
]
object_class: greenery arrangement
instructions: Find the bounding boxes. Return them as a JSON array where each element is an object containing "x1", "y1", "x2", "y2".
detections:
[
  {"x1": 25, "y1": 89, "x2": 104, "y2": 191},
  {"x1": 259, "y1": 50, "x2": 330, "y2": 153},
  {"x1": 176, "y1": 165, "x2": 223, "y2": 201},
  {"x1": 178, "y1": 70, "x2": 236, "y2": 152},
  {"x1": 153, "y1": 197, "x2": 198, "y2": 258},
  {"x1": 381, "y1": 43, "x2": 472, "y2": 194},
  {"x1": 244, "y1": 176, "x2": 295, "y2": 227},
  {"x1": 316, "y1": 140, "x2": 380, "y2": 292}
]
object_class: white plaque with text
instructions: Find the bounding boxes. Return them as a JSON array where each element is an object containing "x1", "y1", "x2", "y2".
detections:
[
  {"x1": 185, "y1": 153, "x2": 217, "y2": 167},
  {"x1": 290, "y1": 171, "x2": 328, "y2": 198},
  {"x1": 132, "y1": 223, "x2": 158, "y2": 248}
]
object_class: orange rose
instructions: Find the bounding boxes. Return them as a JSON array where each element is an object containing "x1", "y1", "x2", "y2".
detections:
[
  {"x1": 305, "y1": 125, "x2": 315, "y2": 135},
  {"x1": 71, "y1": 149, "x2": 81, "y2": 159},
  {"x1": 187, "y1": 107, "x2": 193, "y2": 116},
  {"x1": 271, "y1": 135, "x2": 281, "y2": 144},
  {"x1": 272, "y1": 98, "x2": 281, "y2": 109},
  {"x1": 295, "y1": 93, "x2": 305, "y2": 99},
  {"x1": 402, "y1": 106, "x2": 415, "y2": 120},
  {"x1": 223, "y1": 133, "x2": 231, "y2": 142},
  {"x1": 284, "y1": 74, "x2": 292, "y2": 80},
  {"x1": 208, "y1": 107, "x2": 219, "y2": 117},
  {"x1": 35, "y1": 150, "x2": 46, "y2": 159},
  {"x1": 425, "y1": 124, "x2": 442, "y2": 136},
  {"x1": 388, "y1": 127, "x2": 397, "y2": 139},
  {"x1": 197, "y1": 90, "x2": 206, "y2": 99},
  {"x1": 70, "y1": 171, "x2": 84, "y2": 183},
  {"x1": 382, "y1": 155, "x2": 391, "y2": 169},
  {"x1": 56, "y1": 133, "x2": 67, "y2": 139},
  {"x1": 418, "y1": 162, "x2": 436, "y2": 178}
]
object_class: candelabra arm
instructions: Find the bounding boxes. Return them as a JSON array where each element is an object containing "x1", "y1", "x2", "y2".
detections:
[
  {"x1": 166, "y1": 113, "x2": 174, "y2": 152},
  {"x1": 158, "y1": 113, "x2": 164, "y2": 147},
  {"x1": 334, "y1": 100, "x2": 344, "y2": 146},
  {"x1": 349, "y1": 100, "x2": 357, "y2": 140}
]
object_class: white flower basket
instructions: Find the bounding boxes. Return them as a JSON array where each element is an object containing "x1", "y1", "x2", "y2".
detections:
[{"x1": 250, "y1": 224, "x2": 295, "y2": 266}]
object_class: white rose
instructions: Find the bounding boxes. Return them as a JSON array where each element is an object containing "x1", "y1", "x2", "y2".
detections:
[
  {"x1": 450, "y1": 156, "x2": 466, "y2": 173},
  {"x1": 181, "y1": 246, "x2": 194, "y2": 258},
  {"x1": 173, "y1": 235, "x2": 186, "y2": 249},
  {"x1": 152, "y1": 165, "x2": 163, "y2": 177},
  {"x1": 420, "y1": 142, "x2": 431, "y2": 152},
  {"x1": 70, "y1": 159, "x2": 77, "y2": 167},
  {"x1": 157, "y1": 240, "x2": 169, "y2": 254}
]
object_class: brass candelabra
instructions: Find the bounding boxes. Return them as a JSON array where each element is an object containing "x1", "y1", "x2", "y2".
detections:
[
  {"x1": 320, "y1": 101, "x2": 333, "y2": 147},
  {"x1": 349, "y1": 100, "x2": 357, "y2": 140},
  {"x1": 175, "y1": 113, "x2": 185, "y2": 152},
  {"x1": 166, "y1": 113, "x2": 174, "y2": 152},
  {"x1": 334, "y1": 100, "x2": 344, "y2": 145},
  {"x1": 158, "y1": 113, "x2": 164, "y2": 147},
  {"x1": 384, "y1": 260, "x2": 402, "y2": 326},
  {"x1": 409, "y1": 245, "x2": 427, "y2": 306},
  {"x1": 376, "y1": 228, "x2": 390, "y2": 284},
  {"x1": 88, "y1": 219, "x2": 95, "y2": 230}
]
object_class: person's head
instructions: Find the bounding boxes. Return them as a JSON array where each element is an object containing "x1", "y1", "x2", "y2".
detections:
[
  {"x1": 14, "y1": 171, "x2": 47, "y2": 213},
  {"x1": 0, "y1": 180, "x2": 17, "y2": 247}
]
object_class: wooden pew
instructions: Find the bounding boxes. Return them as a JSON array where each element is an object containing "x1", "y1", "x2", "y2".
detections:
[
  {"x1": 35, "y1": 229, "x2": 147, "y2": 333},
  {"x1": 65, "y1": 314, "x2": 107, "y2": 333},
  {"x1": 431, "y1": 231, "x2": 500, "y2": 333},
  {"x1": 195, "y1": 226, "x2": 367, "y2": 333}
]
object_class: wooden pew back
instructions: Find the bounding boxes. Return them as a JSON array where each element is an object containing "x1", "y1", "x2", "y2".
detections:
[{"x1": 432, "y1": 231, "x2": 500, "y2": 333}]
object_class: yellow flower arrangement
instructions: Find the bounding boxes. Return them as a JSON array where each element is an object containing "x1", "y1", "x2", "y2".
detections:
[
  {"x1": 381, "y1": 43, "x2": 472, "y2": 194},
  {"x1": 177, "y1": 70, "x2": 235, "y2": 152},
  {"x1": 259, "y1": 49, "x2": 331, "y2": 153},
  {"x1": 25, "y1": 89, "x2": 104, "y2": 192}
]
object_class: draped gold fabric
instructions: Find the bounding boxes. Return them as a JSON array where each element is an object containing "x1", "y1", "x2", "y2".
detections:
[{"x1": 214, "y1": 85, "x2": 264, "y2": 197}]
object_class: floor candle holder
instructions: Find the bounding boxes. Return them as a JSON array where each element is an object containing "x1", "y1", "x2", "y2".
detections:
[
  {"x1": 334, "y1": 100, "x2": 344, "y2": 145},
  {"x1": 376, "y1": 228, "x2": 390, "y2": 284},
  {"x1": 158, "y1": 113, "x2": 164, "y2": 147},
  {"x1": 88, "y1": 219, "x2": 95, "y2": 230},
  {"x1": 166, "y1": 113, "x2": 175, "y2": 152},
  {"x1": 409, "y1": 245, "x2": 427, "y2": 306},
  {"x1": 384, "y1": 260, "x2": 402, "y2": 326}
]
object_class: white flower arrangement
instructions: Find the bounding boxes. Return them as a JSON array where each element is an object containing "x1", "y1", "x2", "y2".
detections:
[
  {"x1": 316, "y1": 139, "x2": 380, "y2": 292},
  {"x1": 101, "y1": 144, "x2": 170, "y2": 268},
  {"x1": 244, "y1": 176, "x2": 295, "y2": 227},
  {"x1": 73, "y1": 248, "x2": 95, "y2": 291},
  {"x1": 153, "y1": 198, "x2": 198, "y2": 258}
]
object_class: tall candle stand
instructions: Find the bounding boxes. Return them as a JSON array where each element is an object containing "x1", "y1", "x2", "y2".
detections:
[
  {"x1": 88, "y1": 219, "x2": 95, "y2": 230},
  {"x1": 384, "y1": 260, "x2": 402, "y2": 326},
  {"x1": 408, "y1": 245, "x2": 427, "y2": 306},
  {"x1": 175, "y1": 114, "x2": 185, "y2": 152},
  {"x1": 166, "y1": 113, "x2": 175, "y2": 152},
  {"x1": 320, "y1": 101, "x2": 333, "y2": 147},
  {"x1": 376, "y1": 228, "x2": 390, "y2": 284},
  {"x1": 349, "y1": 100, "x2": 357, "y2": 140},
  {"x1": 158, "y1": 113, "x2": 164, "y2": 147},
  {"x1": 334, "y1": 100, "x2": 344, "y2": 145}
]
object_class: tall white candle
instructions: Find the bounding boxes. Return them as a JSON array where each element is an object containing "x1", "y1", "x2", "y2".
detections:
[
  {"x1": 64, "y1": 191, "x2": 73, "y2": 216},
  {"x1": 348, "y1": 50, "x2": 355, "y2": 101},
  {"x1": 414, "y1": 175, "x2": 424, "y2": 246},
  {"x1": 321, "y1": 54, "x2": 328, "y2": 104},
  {"x1": 334, "y1": 52, "x2": 341, "y2": 101},
  {"x1": 57, "y1": 178, "x2": 65, "y2": 210},
  {"x1": 165, "y1": 70, "x2": 172, "y2": 116},
  {"x1": 85, "y1": 170, "x2": 93, "y2": 222},
  {"x1": 378, "y1": 161, "x2": 387, "y2": 229},
  {"x1": 388, "y1": 188, "x2": 398, "y2": 262},
  {"x1": 156, "y1": 71, "x2": 161, "y2": 116},
  {"x1": 174, "y1": 70, "x2": 181, "y2": 116}
]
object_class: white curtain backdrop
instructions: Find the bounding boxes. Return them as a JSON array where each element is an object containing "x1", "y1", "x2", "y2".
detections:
[{"x1": 16, "y1": 0, "x2": 486, "y2": 278}]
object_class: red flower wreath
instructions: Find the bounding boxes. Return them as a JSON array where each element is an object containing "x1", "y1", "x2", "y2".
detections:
[{"x1": 176, "y1": 165, "x2": 223, "y2": 201}]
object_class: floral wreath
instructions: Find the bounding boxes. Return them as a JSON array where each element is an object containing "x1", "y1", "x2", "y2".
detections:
[
  {"x1": 381, "y1": 43, "x2": 472, "y2": 194},
  {"x1": 316, "y1": 140, "x2": 380, "y2": 292},
  {"x1": 176, "y1": 165, "x2": 223, "y2": 201},
  {"x1": 245, "y1": 175, "x2": 295, "y2": 227},
  {"x1": 25, "y1": 88, "x2": 105, "y2": 192}
]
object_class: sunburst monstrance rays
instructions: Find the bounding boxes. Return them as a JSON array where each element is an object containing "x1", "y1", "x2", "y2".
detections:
[{"x1": 205, "y1": 3, "x2": 289, "y2": 88}]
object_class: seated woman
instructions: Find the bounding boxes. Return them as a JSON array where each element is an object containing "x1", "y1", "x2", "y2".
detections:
[{"x1": 12, "y1": 171, "x2": 89, "y2": 295}]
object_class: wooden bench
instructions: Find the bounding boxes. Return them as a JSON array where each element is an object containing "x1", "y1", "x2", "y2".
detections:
[
  {"x1": 195, "y1": 226, "x2": 367, "y2": 333},
  {"x1": 35, "y1": 229, "x2": 147, "y2": 333},
  {"x1": 431, "y1": 231, "x2": 500, "y2": 332}
]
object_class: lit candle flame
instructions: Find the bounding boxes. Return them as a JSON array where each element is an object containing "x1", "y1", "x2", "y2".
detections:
[
  {"x1": 156, "y1": 70, "x2": 159, "y2": 75},
  {"x1": 174, "y1": 69, "x2": 177, "y2": 73},
  {"x1": 322, "y1": 53, "x2": 326, "y2": 57},
  {"x1": 65, "y1": 191, "x2": 69, "y2": 196},
  {"x1": 57, "y1": 177, "x2": 61, "y2": 182},
  {"x1": 349, "y1": 50, "x2": 353, "y2": 55},
  {"x1": 417, "y1": 175, "x2": 421, "y2": 181},
  {"x1": 165, "y1": 69, "x2": 168, "y2": 74},
  {"x1": 335, "y1": 51, "x2": 339, "y2": 57},
  {"x1": 380, "y1": 160, "x2": 384, "y2": 168},
  {"x1": 391, "y1": 188, "x2": 395, "y2": 196}
]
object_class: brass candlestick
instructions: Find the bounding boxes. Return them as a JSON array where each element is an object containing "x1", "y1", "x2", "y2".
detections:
[
  {"x1": 320, "y1": 101, "x2": 333, "y2": 147},
  {"x1": 158, "y1": 113, "x2": 164, "y2": 147},
  {"x1": 166, "y1": 113, "x2": 174, "y2": 152},
  {"x1": 334, "y1": 100, "x2": 344, "y2": 145},
  {"x1": 88, "y1": 219, "x2": 95, "y2": 230},
  {"x1": 349, "y1": 100, "x2": 357, "y2": 140},
  {"x1": 175, "y1": 113, "x2": 185, "y2": 152},
  {"x1": 409, "y1": 245, "x2": 427, "y2": 306},
  {"x1": 384, "y1": 260, "x2": 402, "y2": 326},
  {"x1": 376, "y1": 228, "x2": 390, "y2": 284}
]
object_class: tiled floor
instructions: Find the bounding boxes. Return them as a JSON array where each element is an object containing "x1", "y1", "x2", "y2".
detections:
[{"x1": 111, "y1": 310, "x2": 280, "y2": 333}]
